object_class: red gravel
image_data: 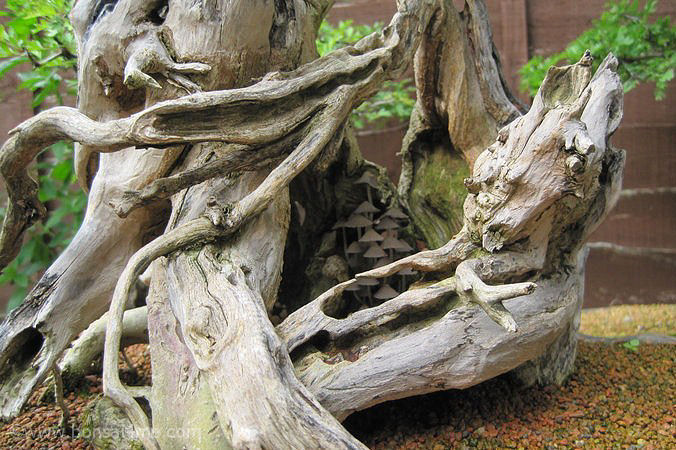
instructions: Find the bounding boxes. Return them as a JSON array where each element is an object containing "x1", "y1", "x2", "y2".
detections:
[
  {"x1": 0, "y1": 342, "x2": 673, "y2": 449},
  {"x1": 344, "y1": 341, "x2": 675, "y2": 449},
  {"x1": 0, "y1": 344, "x2": 150, "y2": 450}
]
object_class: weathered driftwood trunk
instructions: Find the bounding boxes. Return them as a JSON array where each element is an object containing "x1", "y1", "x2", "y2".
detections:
[
  {"x1": 0, "y1": 0, "x2": 333, "y2": 424},
  {"x1": 0, "y1": 0, "x2": 625, "y2": 448},
  {"x1": 398, "y1": 0, "x2": 524, "y2": 247},
  {"x1": 0, "y1": 0, "x2": 181, "y2": 418},
  {"x1": 279, "y1": 51, "x2": 625, "y2": 419}
]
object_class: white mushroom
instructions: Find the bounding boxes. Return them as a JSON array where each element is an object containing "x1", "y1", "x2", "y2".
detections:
[
  {"x1": 374, "y1": 284, "x2": 399, "y2": 301},
  {"x1": 359, "y1": 228, "x2": 384, "y2": 244},
  {"x1": 363, "y1": 244, "x2": 387, "y2": 259}
]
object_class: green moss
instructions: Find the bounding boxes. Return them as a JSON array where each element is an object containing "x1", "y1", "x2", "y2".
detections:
[
  {"x1": 409, "y1": 145, "x2": 469, "y2": 248},
  {"x1": 469, "y1": 247, "x2": 491, "y2": 259},
  {"x1": 79, "y1": 396, "x2": 144, "y2": 450},
  {"x1": 79, "y1": 401, "x2": 94, "y2": 441}
]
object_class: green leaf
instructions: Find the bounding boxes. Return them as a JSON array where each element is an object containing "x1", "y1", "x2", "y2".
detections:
[
  {"x1": 519, "y1": 0, "x2": 674, "y2": 100},
  {"x1": 38, "y1": 182, "x2": 57, "y2": 202},
  {"x1": 6, "y1": 17, "x2": 34, "y2": 37},
  {"x1": 0, "y1": 55, "x2": 29, "y2": 77},
  {"x1": 622, "y1": 338, "x2": 640, "y2": 351},
  {"x1": 31, "y1": 86, "x2": 51, "y2": 108},
  {"x1": 51, "y1": 160, "x2": 72, "y2": 181}
]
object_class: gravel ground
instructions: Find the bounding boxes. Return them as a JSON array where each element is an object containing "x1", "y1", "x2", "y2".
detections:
[
  {"x1": 344, "y1": 341, "x2": 675, "y2": 449},
  {"x1": 0, "y1": 344, "x2": 151, "y2": 450},
  {"x1": 579, "y1": 304, "x2": 675, "y2": 338},
  {"x1": 0, "y1": 307, "x2": 673, "y2": 449}
]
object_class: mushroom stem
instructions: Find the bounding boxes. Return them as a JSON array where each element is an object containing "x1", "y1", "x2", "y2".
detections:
[{"x1": 342, "y1": 228, "x2": 348, "y2": 259}]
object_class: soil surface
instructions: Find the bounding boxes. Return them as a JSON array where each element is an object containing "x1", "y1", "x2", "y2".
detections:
[
  {"x1": 0, "y1": 306, "x2": 673, "y2": 449},
  {"x1": 345, "y1": 340, "x2": 675, "y2": 449}
]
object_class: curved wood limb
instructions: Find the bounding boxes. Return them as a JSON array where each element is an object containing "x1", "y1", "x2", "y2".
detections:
[
  {"x1": 103, "y1": 98, "x2": 351, "y2": 446},
  {"x1": 103, "y1": 217, "x2": 222, "y2": 450},
  {"x1": 355, "y1": 231, "x2": 477, "y2": 279},
  {"x1": 279, "y1": 277, "x2": 458, "y2": 354},
  {"x1": 123, "y1": 29, "x2": 211, "y2": 93},
  {"x1": 455, "y1": 258, "x2": 536, "y2": 332},
  {"x1": 292, "y1": 271, "x2": 583, "y2": 421}
]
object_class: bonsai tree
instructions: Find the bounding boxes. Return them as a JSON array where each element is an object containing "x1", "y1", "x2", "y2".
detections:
[{"x1": 0, "y1": 1, "x2": 625, "y2": 448}]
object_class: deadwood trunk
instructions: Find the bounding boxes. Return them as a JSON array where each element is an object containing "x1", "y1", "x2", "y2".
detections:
[{"x1": 0, "y1": 1, "x2": 625, "y2": 448}]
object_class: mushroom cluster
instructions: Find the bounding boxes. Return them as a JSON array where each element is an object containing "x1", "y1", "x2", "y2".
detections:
[{"x1": 333, "y1": 172, "x2": 417, "y2": 306}]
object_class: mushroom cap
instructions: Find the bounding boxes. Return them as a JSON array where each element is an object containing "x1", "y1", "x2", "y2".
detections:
[
  {"x1": 355, "y1": 172, "x2": 379, "y2": 189},
  {"x1": 374, "y1": 257, "x2": 392, "y2": 268},
  {"x1": 375, "y1": 217, "x2": 400, "y2": 230},
  {"x1": 374, "y1": 284, "x2": 399, "y2": 300},
  {"x1": 397, "y1": 267, "x2": 417, "y2": 276},
  {"x1": 357, "y1": 277, "x2": 379, "y2": 286},
  {"x1": 359, "y1": 228, "x2": 384, "y2": 243},
  {"x1": 363, "y1": 244, "x2": 387, "y2": 259},
  {"x1": 345, "y1": 214, "x2": 373, "y2": 228},
  {"x1": 332, "y1": 219, "x2": 347, "y2": 230},
  {"x1": 394, "y1": 239, "x2": 413, "y2": 252},
  {"x1": 381, "y1": 236, "x2": 403, "y2": 250},
  {"x1": 381, "y1": 229, "x2": 398, "y2": 239},
  {"x1": 383, "y1": 207, "x2": 409, "y2": 220},
  {"x1": 346, "y1": 241, "x2": 363, "y2": 254},
  {"x1": 354, "y1": 201, "x2": 379, "y2": 215},
  {"x1": 345, "y1": 283, "x2": 363, "y2": 292}
]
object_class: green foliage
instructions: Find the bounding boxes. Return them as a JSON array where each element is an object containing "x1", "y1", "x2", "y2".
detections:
[
  {"x1": 0, "y1": 0, "x2": 77, "y2": 106},
  {"x1": 0, "y1": 0, "x2": 84, "y2": 311},
  {"x1": 622, "y1": 338, "x2": 641, "y2": 351},
  {"x1": 520, "y1": 0, "x2": 675, "y2": 100},
  {"x1": 316, "y1": 19, "x2": 380, "y2": 58},
  {"x1": 317, "y1": 20, "x2": 415, "y2": 128},
  {"x1": 0, "y1": 141, "x2": 85, "y2": 311}
]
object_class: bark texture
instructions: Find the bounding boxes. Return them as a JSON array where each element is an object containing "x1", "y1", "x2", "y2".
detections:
[
  {"x1": 0, "y1": 0, "x2": 625, "y2": 448},
  {"x1": 398, "y1": 0, "x2": 524, "y2": 248}
]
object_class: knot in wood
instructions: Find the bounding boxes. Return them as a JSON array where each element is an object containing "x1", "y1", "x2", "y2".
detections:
[{"x1": 204, "y1": 198, "x2": 233, "y2": 228}]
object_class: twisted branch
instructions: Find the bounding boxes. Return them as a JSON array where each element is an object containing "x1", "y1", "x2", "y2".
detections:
[
  {"x1": 103, "y1": 82, "x2": 367, "y2": 449},
  {"x1": 0, "y1": 3, "x2": 432, "y2": 270}
]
